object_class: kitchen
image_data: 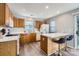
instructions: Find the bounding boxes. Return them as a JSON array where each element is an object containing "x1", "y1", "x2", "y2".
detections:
[
  {"x1": 0, "y1": 3, "x2": 47, "y2": 56},
  {"x1": 0, "y1": 3, "x2": 79, "y2": 56}
]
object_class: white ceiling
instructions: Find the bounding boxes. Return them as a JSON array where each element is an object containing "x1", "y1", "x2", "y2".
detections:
[{"x1": 8, "y1": 3, "x2": 79, "y2": 20}]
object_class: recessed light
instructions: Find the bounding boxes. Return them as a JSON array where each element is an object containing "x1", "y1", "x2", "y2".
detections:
[
  {"x1": 46, "y1": 6, "x2": 49, "y2": 9},
  {"x1": 57, "y1": 10, "x2": 60, "y2": 14}
]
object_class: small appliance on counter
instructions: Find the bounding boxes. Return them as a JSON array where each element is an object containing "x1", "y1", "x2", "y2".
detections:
[{"x1": 0, "y1": 27, "x2": 8, "y2": 38}]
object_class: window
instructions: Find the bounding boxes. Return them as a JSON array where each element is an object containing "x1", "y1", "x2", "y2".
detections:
[
  {"x1": 24, "y1": 20, "x2": 34, "y2": 32},
  {"x1": 49, "y1": 21, "x2": 56, "y2": 33}
]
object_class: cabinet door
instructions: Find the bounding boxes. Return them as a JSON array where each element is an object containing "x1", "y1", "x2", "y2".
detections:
[
  {"x1": 20, "y1": 36, "x2": 25, "y2": 45},
  {"x1": 20, "y1": 34, "x2": 30, "y2": 46},
  {"x1": 30, "y1": 33, "x2": 36, "y2": 42},
  {"x1": 13, "y1": 17, "x2": 24, "y2": 27},
  {"x1": 0, "y1": 40, "x2": 17, "y2": 56},
  {"x1": 40, "y1": 35, "x2": 48, "y2": 54},
  {"x1": 24, "y1": 35, "x2": 30, "y2": 43},
  {"x1": 13, "y1": 16, "x2": 18, "y2": 27},
  {"x1": 18, "y1": 18, "x2": 24, "y2": 27},
  {"x1": 0, "y1": 3, "x2": 5, "y2": 26},
  {"x1": 35, "y1": 21, "x2": 43, "y2": 30}
]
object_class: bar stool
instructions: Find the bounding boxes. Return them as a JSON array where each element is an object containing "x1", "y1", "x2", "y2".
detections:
[
  {"x1": 53, "y1": 37, "x2": 65, "y2": 56},
  {"x1": 65, "y1": 35, "x2": 74, "y2": 51}
]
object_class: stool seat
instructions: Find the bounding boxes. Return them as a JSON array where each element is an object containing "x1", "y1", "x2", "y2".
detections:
[
  {"x1": 67, "y1": 35, "x2": 74, "y2": 41},
  {"x1": 54, "y1": 38, "x2": 65, "y2": 44},
  {"x1": 64, "y1": 35, "x2": 74, "y2": 52},
  {"x1": 53, "y1": 38, "x2": 65, "y2": 56}
]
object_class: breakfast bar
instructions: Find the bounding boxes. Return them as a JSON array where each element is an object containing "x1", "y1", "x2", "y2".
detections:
[{"x1": 40, "y1": 33, "x2": 69, "y2": 55}]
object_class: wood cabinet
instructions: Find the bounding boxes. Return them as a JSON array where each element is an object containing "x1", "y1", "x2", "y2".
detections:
[
  {"x1": 5, "y1": 4, "x2": 12, "y2": 22},
  {"x1": 0, "y1": 3, "x2": 13, "y2": 26},
  {"x1": 40, "y1": 35, "x2": 65, "y2": 55},
  {"x1": 20, "y1": 33, "x2": 36, "y2": 46},
  {"x1": 0, "y1": 40, "x2": 17, "y2": 56},
  {"x1": 0, "y1": 3, "x2": 24, "y2": 27},
  {"x1": 0, "y1": 3, "x2": 5, "y2": 26},
  {"x1": 30, "y1": 33, "x2": 36, "y2": 42},
  {"x1": 13, "y1": 16, "x2": 24, "y2": 27},
  {"x1": 40, "y1": 35, "x2": 48, "y2": 54},
  {"x1": 35, "y1": 20, "x2": 43, "y2": 30},
  {"x1": 18, "y1": 18, "x2": 24, "y2": 27},
  {"x1": 20, "y1": 34, "x2": 30, "y2": 45}
]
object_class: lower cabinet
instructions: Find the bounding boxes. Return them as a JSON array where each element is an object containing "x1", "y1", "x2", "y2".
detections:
[
  {"x1": 0, "y1": 40, "x2": 17, "y2": 56},
  {"x1": 40, "y1": 35, "x2": 48, "y2": 54},
  {"x1": 20, "y1": 33, "x2": 36, "y2": 46},
  {"x1": 30, "y1": 33, "x2": 36, "y2": 42}
]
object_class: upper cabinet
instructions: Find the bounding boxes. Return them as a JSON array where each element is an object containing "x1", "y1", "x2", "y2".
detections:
[
  {"x1": 0, "y1": 3, "x2": 12, "y2": 26},
  {"x1": 5, "y1": 4, "x2": 12, "y2": 22},
  {"x1": 13, "y1": 16, "x2": 24, "y2": 27},
  {"x1": 0, "y1": 3, "x2": 5, "y2": 26},
  {"x1": 35, "y1": 20, "x2": 43, "y2": 30},
  {"x1": 0, "y1": 3, "x2": 24, "y2": 27}
]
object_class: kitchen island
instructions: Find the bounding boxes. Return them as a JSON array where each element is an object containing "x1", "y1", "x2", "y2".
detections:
[
  {"x1": 40, "y1": 33, "x2": 69, "y2": 56},
  {"x1": 0, "y1": 36, "x2": 19, "y2": 56}
]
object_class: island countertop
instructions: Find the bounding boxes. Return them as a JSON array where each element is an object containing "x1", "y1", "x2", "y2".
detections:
[
  {"x1": 41, "y1": 33, "x2": 70, "y2": 40},
  {"x1": 40, "y1": 33, "x2": 70, "y2": 55}
]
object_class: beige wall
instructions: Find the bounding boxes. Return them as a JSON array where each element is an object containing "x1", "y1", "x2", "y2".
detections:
[
  {"x1": 44, "y1": 9, "x2": 79, "y2": 47},
  {"x1": 55, "y1": 13, "x2": 75, "y2": 47},
  {"x1": 45, "y1": 8, "x2": 79, "y2": 34},
  {"x1": 55, "y1": 13, "x2": 74, "y2": 34}
]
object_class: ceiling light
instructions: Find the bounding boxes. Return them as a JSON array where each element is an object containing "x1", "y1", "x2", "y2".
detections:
[
  {"x1": 46, "y1": 6, "x2": 49, "y2": 9},
  {"x1": 57, "y1": 10, "x2": 60, "y2": 14}
]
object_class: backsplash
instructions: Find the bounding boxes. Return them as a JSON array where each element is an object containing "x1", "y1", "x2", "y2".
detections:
[{"x1": 9, "y1": 28, "x2": 24, "y2": 34}]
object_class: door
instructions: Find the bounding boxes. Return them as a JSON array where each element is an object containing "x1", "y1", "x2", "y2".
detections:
[{"x1": 74, "y1": 15, "x2": 79, "y2": 49}]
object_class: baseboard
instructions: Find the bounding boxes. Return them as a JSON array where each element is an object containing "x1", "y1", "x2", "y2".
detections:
[{"x1": 67, "y1": 46, "x2": 76, "y2": 50}]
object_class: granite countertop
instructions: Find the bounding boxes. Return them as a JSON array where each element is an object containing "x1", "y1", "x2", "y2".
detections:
[
  {"x1": 0, "y1": 35, "x2": 20, "y2": 55},
  {"x1": 41, "y1": 33, "x2": 69, "y2": 40},
  {"x1": 0, "y1": 35, "x2": 19, "y2": 42}
]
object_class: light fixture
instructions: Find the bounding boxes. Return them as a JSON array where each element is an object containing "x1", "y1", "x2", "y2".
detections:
[
  {"x1": 46, "y1": 6, "x2": 49, "y2": 9},
  {"x1": 57, "y1": 10, "x2": 60, "y2": 14}
]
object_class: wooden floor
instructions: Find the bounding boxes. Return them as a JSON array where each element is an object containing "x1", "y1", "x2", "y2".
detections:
[
  {"x1": 19, "y1": 42, "x2": 79, "y2": 56},
  {"x1": 19, "y1": 42, "x2": 45, "y2": 56}
]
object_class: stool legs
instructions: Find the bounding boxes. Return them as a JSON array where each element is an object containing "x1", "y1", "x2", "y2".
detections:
[
  {"x1": 58, "y1": 44, "x2": 61, "y2": 56},
  {"x1": 65, "y1": 41, "x2": 67, "y2": 51}
]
